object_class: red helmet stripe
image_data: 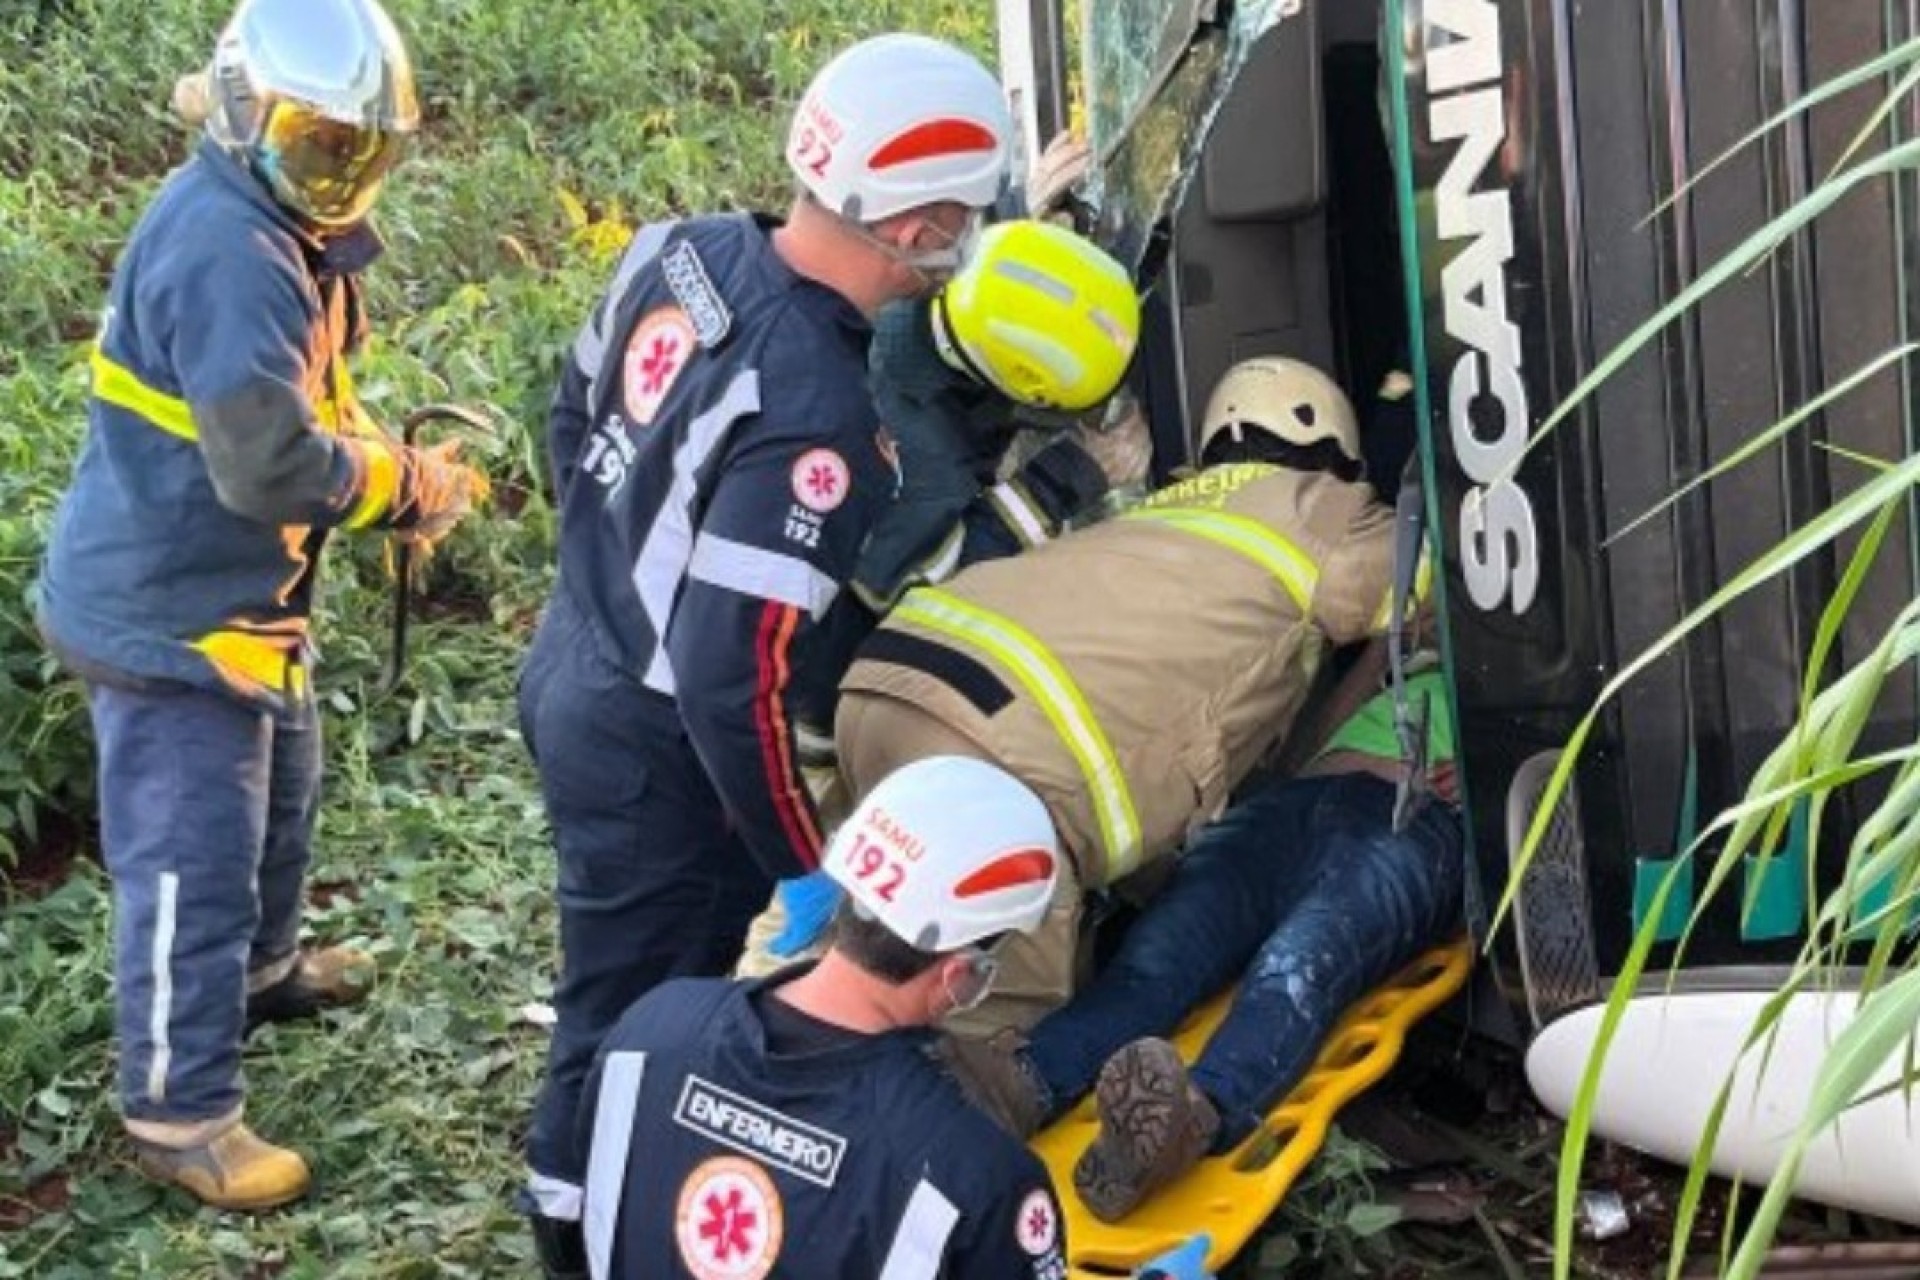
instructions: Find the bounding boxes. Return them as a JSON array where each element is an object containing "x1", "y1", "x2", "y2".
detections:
[
  {"x1": 868, "y1": 118, "x2": 999, "y2": 171},
  {"x1": 953, "y1": 847, "x2": 1055, "y2": 898}
]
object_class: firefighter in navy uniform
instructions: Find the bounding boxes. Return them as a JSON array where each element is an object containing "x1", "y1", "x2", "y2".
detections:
[
  {"x1": 515, "y1": 33, "x2": 1018, "y2": 1273},
  {"x1": 574, "y1": 757, "x2": 1214, "y2": 1280},
  {"x1": 32, "y1": 0, "x2": 484, "y2": 1210}
]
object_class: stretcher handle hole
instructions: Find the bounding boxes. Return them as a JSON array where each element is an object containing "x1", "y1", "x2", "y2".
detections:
[{"x1": 1232, "y1": 1119, "x2": 1302, "y2": 1172}]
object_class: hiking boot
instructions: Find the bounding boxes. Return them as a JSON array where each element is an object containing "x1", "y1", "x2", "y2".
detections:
[
  {"x1": 1073, "y1": 1037, "x2": 1219, "y2": 1222},
  {"x1": 931, "y1": 1029, "x2": 1052, "y2": 1138},
  {"x1": 127, "y1": 1114, "x2": 310, "y2": 1211},
  {"x1": 246, "y1": 945, "x2": 376, "y2": 1033}
]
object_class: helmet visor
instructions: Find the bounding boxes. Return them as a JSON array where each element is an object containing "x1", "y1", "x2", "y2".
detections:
[{"x1": 260, "y1": 100, "x2": 408, "y2": 228}]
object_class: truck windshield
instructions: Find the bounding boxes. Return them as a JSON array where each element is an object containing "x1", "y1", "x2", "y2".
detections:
[{"x1": 1083, "y1": 0, "x2": 1295, "y2": 268}]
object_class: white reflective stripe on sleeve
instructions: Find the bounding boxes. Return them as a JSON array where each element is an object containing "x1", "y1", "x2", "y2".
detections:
[
  {"x1": 987, "y1": 480, "x2": 1049, "y2": 548},
  {"x1": 877, "y1": 1177, "x2": 961, "y2": 1280},
  {"x1": 574, "y1": 222, "x2": 673, "y2": 385},
  {"x1": 146, "y1": 871, "x2": 180, "y2": 1103},
  {"x1": 526, "y1": 1170, "x2": 584, "y2": 1222},
  {"x1": 920, "y1": 525, "x2": 965, "y2": 586},
  {"x1": 635, "y1": 369, "x2": 762, "y2": 694},
  {"x1": 583, "y1": 1051, "x2": 648, "y2": 1280},
  {"x1": 688, "y1": 533, "x2": 840, "y2": 619}
]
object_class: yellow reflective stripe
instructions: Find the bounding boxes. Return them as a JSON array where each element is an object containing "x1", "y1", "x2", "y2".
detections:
[
  {"x1": 90, "y1": 347, "x2": 197, "y2": 442},
  {"x1": 189, "y1": 631, "x2": 307, "y2": 699},
  {"x1": 346, "y1": 438, "x2": 401, "y2": 529},
  {"x1": 1125, "y1": 507, "x2": 1318, "y2": 610},
  {"x1": 895, "y1": 589, "x2": 1142, "y2": 879}
]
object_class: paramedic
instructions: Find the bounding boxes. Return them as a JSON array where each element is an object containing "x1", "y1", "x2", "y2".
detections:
[
  {"x1": 572, "y1": 757, "x2": 1213, "y2": 1280},
  {"x1": 514, "y1": 32, "x2": 1015, "y2": 1273}
]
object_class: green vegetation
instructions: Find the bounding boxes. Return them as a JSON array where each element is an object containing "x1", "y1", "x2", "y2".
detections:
[{"x1": 0, "y1": 1, "x2": 990, "y2": 1274}]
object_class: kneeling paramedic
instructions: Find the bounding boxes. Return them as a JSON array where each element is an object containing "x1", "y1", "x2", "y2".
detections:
[
  {"x1": 33, "y1": 0, "x2": 484, "y2": 1210},
  {"x1": 571, "y1": 757, "x2": 1213, "y2": 1279},
  {"x1": 515, "y1": 31, "x2": 1017, "y2": 1270},
  {"x1": 745, "y1": 215, "x2": 1150, "y2": 970},
  {"x1": 786, "y1": 357, "x2": 1410, "y2": 1034}
]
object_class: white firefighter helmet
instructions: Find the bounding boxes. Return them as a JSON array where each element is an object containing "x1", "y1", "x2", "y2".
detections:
[
  {"x1": 1199, "y1": 356, "x2": 1362, "y2": 466},
  {"x1": 205, "y1": 0, "x2": 418, "y2": 230}
]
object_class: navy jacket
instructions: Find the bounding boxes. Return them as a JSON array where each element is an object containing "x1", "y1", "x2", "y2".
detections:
[
  {"x1": 545, "y1": 214, "x2": 893, "y2": 876},
  {"x1": 37, "y1": 140, "x2": 424, "y2": 711},
  {"x1": 577, "y1": 975, "x2": 1069, "y2": 1279}
]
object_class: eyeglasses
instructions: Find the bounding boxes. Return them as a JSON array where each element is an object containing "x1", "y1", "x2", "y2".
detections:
[{"x1": 858, "y1": 206, "x2": 986, "y2": 279}]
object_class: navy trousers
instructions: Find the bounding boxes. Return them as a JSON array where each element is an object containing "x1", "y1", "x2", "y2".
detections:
[
  {"x1": 88, "y1": 678, "x2": 320, "y2": 1125},
  {"x1": 518, "y1": 596, "x2": 771, "y2": 1212}
]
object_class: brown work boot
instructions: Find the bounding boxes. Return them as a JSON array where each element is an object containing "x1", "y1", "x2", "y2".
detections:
[
  {"x1": 246, "y1": 945, "x2": 376, "y2": 1034},
  {"x1": 930, "y1": 1029, "x2": 1052, "y2": 1139},
  {"x1": 127, "y1": 1113, "x2": 310, "y2": 1211},
  {"x1": 1074, "y1": 1037, "x2": 1220, "y2": 1221}
]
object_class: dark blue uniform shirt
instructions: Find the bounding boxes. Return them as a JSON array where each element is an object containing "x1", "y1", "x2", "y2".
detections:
[{"x1": 577, "y1": 975, "x2": 1070, "y2": 1279}]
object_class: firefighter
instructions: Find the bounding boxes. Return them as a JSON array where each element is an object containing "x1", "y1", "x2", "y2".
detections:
[
  {"x1": 515, "y1": 33, "x2": 1016, "y2": 1274},
  {"x1": 32, "y1": 0, "x2": 485, "y2": 1210},
  {"x1": 573, "y1": 757, "x2": 1215, "y2": 1280},
  {"x1": 828, "y1": 357, "x2": 1408, "y2": 1035},
  {"x1": 747, "y1": 216, "x2": 1151, "y2": 971}
]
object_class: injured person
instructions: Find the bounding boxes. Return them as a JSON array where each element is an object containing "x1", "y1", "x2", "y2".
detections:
[{"x1": 955, "y1": 655, "x2": 1465, "y2": 1221}]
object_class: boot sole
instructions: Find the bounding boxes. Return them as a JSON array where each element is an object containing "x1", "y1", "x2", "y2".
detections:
[{"x1": 1073, "y1": 1039, "x2": 1208, "y2": 1222}]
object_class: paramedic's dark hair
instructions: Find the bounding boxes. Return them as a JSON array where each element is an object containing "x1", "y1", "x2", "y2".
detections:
[
  {"x1": 830, "y1": 904, "x2": 942, "y2": 983},
  {"x1": 1200, "y1": 431, "x2": 1364, "y2": 484}
]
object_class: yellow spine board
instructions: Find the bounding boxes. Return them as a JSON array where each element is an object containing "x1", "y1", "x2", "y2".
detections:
[{"x1": 1030, "y1": 936, "x2": 1476, "y2": 1277}]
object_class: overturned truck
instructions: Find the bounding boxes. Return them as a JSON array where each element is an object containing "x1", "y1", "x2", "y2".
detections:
[{"x1": 999, "y1": 0, "x2": 1920, "y2": 1237}]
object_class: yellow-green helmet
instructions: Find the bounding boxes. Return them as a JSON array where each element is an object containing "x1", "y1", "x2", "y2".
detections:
[{"x1": 929, "y1": 219, "x2": 1140, "y2": 413}]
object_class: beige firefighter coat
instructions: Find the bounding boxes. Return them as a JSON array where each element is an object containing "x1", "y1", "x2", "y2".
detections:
[{"x1": 837, "y1": 461, "x2": 1401, "y2": 892}]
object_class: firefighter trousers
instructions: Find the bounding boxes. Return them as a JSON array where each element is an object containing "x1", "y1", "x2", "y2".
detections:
[{"x1": 87, "y1": 677, "x2": 319, "y2": 1127}]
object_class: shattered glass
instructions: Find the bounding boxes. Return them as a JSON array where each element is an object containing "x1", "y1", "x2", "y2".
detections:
[{"x1": 1082, "y1": 0, "x2": 1298, "y2": 270}]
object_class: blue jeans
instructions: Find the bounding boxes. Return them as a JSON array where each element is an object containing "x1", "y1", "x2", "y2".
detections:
[
  {"x1": 518, "y1": 596, "x2": 772, "y2": 1209},
  {"x1": 1024, "y1": 772, "x2": 1464, "y2": 1147},
  {"x1": 88, "y1": 678, "x2": 320, "y2": 1125}
]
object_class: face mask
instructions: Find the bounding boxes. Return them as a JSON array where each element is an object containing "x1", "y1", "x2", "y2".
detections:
[
  {"x1": 941, "y1": 950, "x2": 999, "y2": 1015},
  {"x1": 866, "y1": 210, "x2": 983, "y2": 288}
]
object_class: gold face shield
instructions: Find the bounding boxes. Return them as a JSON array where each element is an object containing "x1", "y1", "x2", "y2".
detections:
[{"x1": 259, "y1": 98, "x2": 409, "y2": 230}]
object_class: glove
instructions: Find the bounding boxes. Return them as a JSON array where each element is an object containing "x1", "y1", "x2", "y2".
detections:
[
  {"x1": 1028, "y1": 131, "x2": 1091, "y2": 225},
  {"x1": 1073, "y1": 390, "x2": 1153, "y2": 490},
  {"x1": 768, "y1": 870, "x2": 843, "y2": 959},
  {"x1": 399, "y1": 439, "x2": 490, "y2": 544},
  {"x1": 1134, "y1": 1234, "x2": 1214, "y2": 1280}
]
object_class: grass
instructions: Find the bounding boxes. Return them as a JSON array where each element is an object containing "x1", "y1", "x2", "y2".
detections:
[{"x1": 0, "y1": 0, "x2": 994, "y2": 1273}]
